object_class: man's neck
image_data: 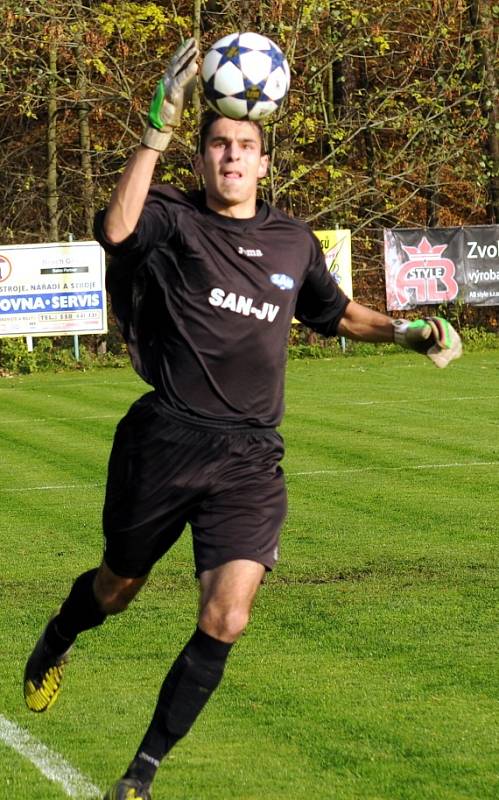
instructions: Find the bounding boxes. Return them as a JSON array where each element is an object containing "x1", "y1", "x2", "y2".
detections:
[{"x1": 204, "y1": 196, "x2": 257, "y2": 219}]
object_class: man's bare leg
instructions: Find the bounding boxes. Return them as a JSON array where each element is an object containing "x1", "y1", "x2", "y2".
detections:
[
  {"x1": 24, "y1": 560, "x2": 148, "y2": 712},
  {"x1": 112, "y1": 560, "x2": 265, "y2": 795}
]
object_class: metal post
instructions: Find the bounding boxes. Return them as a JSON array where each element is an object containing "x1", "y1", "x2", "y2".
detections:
[
  {"x1": 335, "y1": 224, "x2": 347, "y2": 354},
  {"x1": 68, "y1": 232, "x2": 80, "y2": 361}
]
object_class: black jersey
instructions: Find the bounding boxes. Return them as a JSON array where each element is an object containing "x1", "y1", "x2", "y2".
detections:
[{"x1": 94, "y1": 185, "x2": 349, "y2": 428}]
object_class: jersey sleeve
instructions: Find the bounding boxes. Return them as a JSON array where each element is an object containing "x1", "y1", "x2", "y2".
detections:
[
  {"x1": 93, "y1": 186, "x2": 178, "y2": 260},
  {"x1": 294, "y1": 235, "x2": 350, "y2": 336},
  {"x1": 93, "y1": 187, "x2": 183, "y2": 387}
]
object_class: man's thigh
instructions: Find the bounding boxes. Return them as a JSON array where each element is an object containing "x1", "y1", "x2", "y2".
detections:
[
  {"x1": 190, "y1": 430, "x2": 287, "y2": 577},
  {"x1": 102, "y1": 396, "x2": 287, "y2": 578},
  {"x1": 102, "y1": 395, "x2": 200, "y2": 577}
]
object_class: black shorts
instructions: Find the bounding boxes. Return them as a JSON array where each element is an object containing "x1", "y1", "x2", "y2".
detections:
[{"x1": 102, "y1": 393, "x2": 287, "y2": 578}]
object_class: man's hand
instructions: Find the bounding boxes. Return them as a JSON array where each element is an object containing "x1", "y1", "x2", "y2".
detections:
[
  {"x1": 142, "y1": 37, "x2": 199, "y2": 152},
  {"x1": 392, "y1": 317, "x2": 462, "y2": 368}
]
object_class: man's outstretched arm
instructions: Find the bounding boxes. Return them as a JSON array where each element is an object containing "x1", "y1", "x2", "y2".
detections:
[
  {"x1": 337, "y1": 300, "x2": 462, "y2": 368},
  {"x1": 336, "y1": 300, "x2": 394, "y2": 342}
]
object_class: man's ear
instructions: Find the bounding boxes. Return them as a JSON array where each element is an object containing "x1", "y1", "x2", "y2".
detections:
[
  {"x1": 258, "y1": 154, "x2": 269, "y2": 179},
  {"x1": 193, "y1": 153, "x2": 204, "y2": 176}
]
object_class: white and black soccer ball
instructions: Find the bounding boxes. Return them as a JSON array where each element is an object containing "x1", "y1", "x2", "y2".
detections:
[{"x1": 201, "y1": 32, "x2": 291, "y2": 121}]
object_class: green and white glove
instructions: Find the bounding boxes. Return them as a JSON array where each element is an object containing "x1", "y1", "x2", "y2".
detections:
[
  {"x1": 392, "y1": 317, "x2": 462, "y2": 368},
  {"x1": 142, "y1": 37, "x2": 199, "y2": 152}
]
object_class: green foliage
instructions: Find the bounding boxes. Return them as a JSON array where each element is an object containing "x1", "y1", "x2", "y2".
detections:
[
  {"x1": 1, "y1": 325, "x2": 496, "y2": 376},
  {"x1": 460, "y1": 326, "x2": 499, "y2": 351},
  {"x1": 0, "y1": 336, "x2": 128, "y2": 374},
  {"x1": 288, "y1": 342, "x2": 341, "y2": 359},
  {"x1": 96, "y1": 1, "x2": 190, "y2": 45},
  {"x1": 0, "y1": 337, "x2": 86, "y2": 374},
  {"x1": 0, "y1": 337, "x2": 33, "y2": 375}
]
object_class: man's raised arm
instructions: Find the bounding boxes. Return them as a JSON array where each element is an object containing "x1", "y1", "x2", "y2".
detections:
[{"x1": 103, "y1": 38, "x2": 199, "y2": 245}]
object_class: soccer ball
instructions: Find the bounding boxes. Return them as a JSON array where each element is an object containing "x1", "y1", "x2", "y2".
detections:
[{"x1": 201, "y1": 32, "x2": 290, "y2": 121}]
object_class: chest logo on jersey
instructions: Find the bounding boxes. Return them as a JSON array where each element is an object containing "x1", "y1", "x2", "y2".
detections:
[
  {"x1": 238, "y1": 246, "x2": 263, "y2": 257},
  {"x1": 209, "y1": 288, "x2": 280, "y2": 323},
  {"x1": 270, "y1": 273, "x2": 295, "y2": 291}
]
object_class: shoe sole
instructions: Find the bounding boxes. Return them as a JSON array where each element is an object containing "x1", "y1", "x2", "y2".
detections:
[
  {"x1": 24, "y1": 661, "x2": 66, "y2": 712},
  {"x1": 103, "y1": 779, "x2": 152, "y2": 799}
]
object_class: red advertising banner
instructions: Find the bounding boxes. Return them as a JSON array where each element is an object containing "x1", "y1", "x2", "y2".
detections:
[{"x1": 384, "y1": 225, "x2": 499, "y2": 310}]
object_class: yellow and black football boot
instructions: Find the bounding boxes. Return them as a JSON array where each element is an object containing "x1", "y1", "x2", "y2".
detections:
[
  {"x1": 23, "y1": 620, "x2": 72, "y2": 712},
  {"x1": 103, "y1": 778, "x2": 152, "y2": 800}
]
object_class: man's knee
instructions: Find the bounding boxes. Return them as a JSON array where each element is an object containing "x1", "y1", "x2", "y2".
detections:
[
  {"x1": 199, "y1": 605, "x2": 250, "y2": 643},
  {"x1": 94, "y1": 565, "x2": 147, "y2": 615},
  {"x1": 198, "y1": 559, "x2": 264, "y2": 642},
  {"x1": 96, "y1": 589, "x2": 133, "y2": 615}
]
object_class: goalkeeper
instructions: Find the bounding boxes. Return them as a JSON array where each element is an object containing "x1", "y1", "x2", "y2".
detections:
[{"x1": 23, "y1": 38, "x2": 462, "y2": 800}]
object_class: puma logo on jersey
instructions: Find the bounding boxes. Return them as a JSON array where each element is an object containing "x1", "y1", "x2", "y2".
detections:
[
  {"x1": 209, "y1": 287, "x2": 280, "y2": 322},
  {"x1": 238, "y1": 246, "x2": 263, "y2": 257}
]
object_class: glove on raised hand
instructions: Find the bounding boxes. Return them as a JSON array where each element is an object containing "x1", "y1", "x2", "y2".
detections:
[
  {"x1": 392, "y1": 317, "x2": 462, "y2": 368},
  {"x1": 142, "y1": 37, "x2": 199, "y2": 152}
]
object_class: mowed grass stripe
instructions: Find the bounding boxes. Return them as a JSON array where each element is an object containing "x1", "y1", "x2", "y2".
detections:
[
  {"x1": 0, "y1": 427, "x2": 109, "y2": 490},
  {"x1": 0, "y1": 372, "x2": 129, "y2": 491},
  {"x1": 0, "y1": 373, "x2": 142, "y2": 421},
  {"x1": 283, "y1": 355, "x2": 499, "y2": 476},
  {"x1": 0, "y1": 352, "x2": 497, "y2": 799}
]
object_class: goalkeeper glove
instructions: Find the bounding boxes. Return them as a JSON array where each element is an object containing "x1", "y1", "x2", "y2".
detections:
[
  {"x1": 142, "y1": 38, "x2": 199, "y2": 152},
  {"x1": 392, "y1": 317, "x2": 462, "y2": 368}
]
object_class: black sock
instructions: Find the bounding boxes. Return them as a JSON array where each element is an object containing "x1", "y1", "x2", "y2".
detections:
[
  {"x1": 125, "y1": 627, "x2": 233, "y2": 785},
  {"x1": 44, "y1": 569, "x2": 107, "y2": 653}
]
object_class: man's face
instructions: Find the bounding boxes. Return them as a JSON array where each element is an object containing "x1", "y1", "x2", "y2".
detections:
[{"x1": 195, "y1": 117, "x2": 269, "y2": 218}]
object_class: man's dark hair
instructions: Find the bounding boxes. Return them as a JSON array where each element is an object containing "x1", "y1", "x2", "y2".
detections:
[{"x1": 198, "y1": 109, "x2": 268, "y2": 155}]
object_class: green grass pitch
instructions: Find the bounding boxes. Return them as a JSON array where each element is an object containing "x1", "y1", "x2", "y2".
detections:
[{"x1": 0, "y1": 351, "x2": 497, "y2": 799}]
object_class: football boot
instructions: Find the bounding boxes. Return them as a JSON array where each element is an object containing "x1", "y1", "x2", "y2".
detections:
[
  {"x1": 103, "y1": 778, "x2": 152, "y2": 800},
  {"x1": 24, "y1": 618, "x2": 72, "y2": 712}
]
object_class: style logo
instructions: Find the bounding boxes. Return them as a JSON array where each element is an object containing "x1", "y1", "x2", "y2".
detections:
[
  {"x1": 395, "y1": 237, "x2": 458, "y2": 306},
  {"x1": 270, "y1": 273, "x2": 294, "y2": 291}
]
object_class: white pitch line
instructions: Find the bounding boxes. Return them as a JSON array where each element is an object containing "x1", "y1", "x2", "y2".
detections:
[
  {"x1": 289, "y1": 460, "x2": 499, "y2": 476},
  {"x1": 350, "y1": 394, "x2": 499, "y2": 406},
  {"x1": 0, "y1": 461, "x2": 498, "y2": 494},
  {"x1": 0, "y1": 715, "x2": 101, "y2": 798},
  {"x1": 0, "y1": 395, "x2": 498, "y2": 423},
  {"x1": 0, "y1": 414, "x2": 117, "y2": 424},
  {"x1": 0, "y1": 483, "x2": 104, "y2": 493}
]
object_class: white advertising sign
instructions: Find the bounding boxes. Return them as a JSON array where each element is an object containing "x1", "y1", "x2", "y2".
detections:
[{"x1": 0, "y1": 241, "x2": 107, "y2": 337}]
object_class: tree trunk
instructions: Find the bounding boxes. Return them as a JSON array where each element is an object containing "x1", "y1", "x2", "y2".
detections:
[
  {"x1": 47, "y1": 35, "x2": 58, "y2": 240},
  {"x1": 192, "y1": 0, "x2": 202, "y2": 121},
  {"x1": 358, "y1": 57, "x2": 379, "y2": 219},
  {"x1": 423, "y1": 183, "x2": 440, "y2": 227},
  {"x1": 469, "y1": 0, "x2": 499, "y2": 223},
  {"x1": 74, "y1": 0, "x2": 94, "y2": 237},
  {"x1": 77, "y1": 87, "x2": 94, "y2": 237}
]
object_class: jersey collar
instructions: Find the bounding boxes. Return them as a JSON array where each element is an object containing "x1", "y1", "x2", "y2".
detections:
[{"x1": 198, "y1": 193, "x2": 269, "y2": 230}]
